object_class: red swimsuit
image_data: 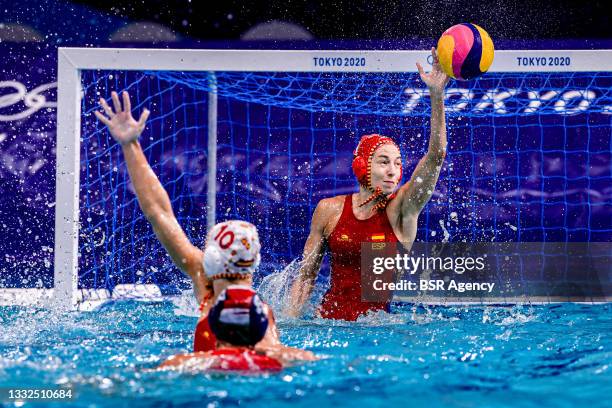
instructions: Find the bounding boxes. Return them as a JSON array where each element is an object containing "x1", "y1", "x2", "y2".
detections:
[
  {"x1": 207, "y1": 348, "x2": 282, "y2": 372},
  {"x1": 165, "y1": 348, "x2": 282, "y2": 372},
  {"x1": 193, "y1": 315, "x2": 216, "y2": 352},
  {"x1": 319, "y1": 194, "x2": 399, "y2": 321}
]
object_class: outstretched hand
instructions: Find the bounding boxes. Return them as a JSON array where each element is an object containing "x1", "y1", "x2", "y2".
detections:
[
  {"x1": 416, "y1": 47, "x2": 450, "y2": 96},
  {"x1": 94, "y1": 91, "x2": 150, "y2": 145}
]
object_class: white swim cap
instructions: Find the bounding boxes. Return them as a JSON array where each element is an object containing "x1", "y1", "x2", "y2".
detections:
[{"x1": 203, "y1": 220, "x2": 261, "y2": 280}]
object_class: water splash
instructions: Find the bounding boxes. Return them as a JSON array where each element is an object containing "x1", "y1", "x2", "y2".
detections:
[
  {"x1": 482, "y1": 305, "x2": 537, "y2": 326},
  {"x1": 257, "y1": 258, "x2": 301, "y2": 315},
  {"x1": 0, "y1": 301, "x2": 609, "y2": 407},
  {"x1": 170, "y1": 290, "x2": 200, "y2": 317}
]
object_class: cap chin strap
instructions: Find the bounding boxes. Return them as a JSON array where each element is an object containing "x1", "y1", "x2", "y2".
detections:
[
  {"x1": 357, "y1": 185, "x2": 398, "y2": 212},
  {"x1": 209, "y1": 271, "x2": 251, "y2": 281}
]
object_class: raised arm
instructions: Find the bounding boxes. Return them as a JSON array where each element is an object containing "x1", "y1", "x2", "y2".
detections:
[
  {"x1": 397, "y1": 48, "x2": 450, "y2": 216},
  {"x1": 284, "y1": 200, "x2": 329, "y2": 318},
  {"x1": 94, "y1": 91, "x2": 209, "y2": 302}
]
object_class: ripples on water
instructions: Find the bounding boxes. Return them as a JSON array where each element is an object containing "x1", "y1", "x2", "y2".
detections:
[{"x1": 0, "y1": 300, "x2": 609, "y2": 408}]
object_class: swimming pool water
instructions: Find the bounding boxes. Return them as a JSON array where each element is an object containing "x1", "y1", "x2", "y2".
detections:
[{"x1": 0, "y1": 300, "x2": 609, "y2": 407}]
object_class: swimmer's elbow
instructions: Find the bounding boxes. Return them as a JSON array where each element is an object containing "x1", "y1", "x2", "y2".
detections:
[
  {"x1": 144, "y1": 208, "x2": 181, "y2": 237},
  {"x1": 140, "y1": 191, "x2": 174, "y2": 220},
  {"x1": 141, "y1": 205, "x2": 162, "y2": 222},
  {"x1": 297, "y1": 259, "x2": 320, "y2": 283},
  {"x1": 427, "y1": 148, "x2": 447, "y2": 165},
  {"x1": 299, "y1": 241, "x2": 324, "y2": 279}
]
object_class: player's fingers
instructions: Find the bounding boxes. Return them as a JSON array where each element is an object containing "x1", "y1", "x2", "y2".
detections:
[
  {"x1": 137, "y1": 108, "x2": 150, "y2": 126},
  {"x1": 99, "y1": 98, "x2": 115, "y2": 117},
  {"x1": 94, "y1": 110, "x2": 111, "y2": 126},
  {"x1": 432, "y1": 47, "x2": 439, "y2": 63},
  {"x1": 111, "y1": 91, "x2": 122, "y2": 113},
  {"x1": 122, "y1": 91, "x2": 131, "y2": 113},
  {"x1": 416, "y1": 62, "x2": 425, "y2": 77}
]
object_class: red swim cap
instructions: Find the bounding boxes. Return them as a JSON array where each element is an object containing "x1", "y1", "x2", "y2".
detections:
[
  {"x1": 351, "y1": 134, "x2": 402, "y2": 210},
  {"x1": 352, "y1": 134, "x2": 402, "y2": 189}
]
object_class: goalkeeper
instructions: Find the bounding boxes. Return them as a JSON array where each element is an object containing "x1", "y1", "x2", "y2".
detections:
[{"x1": 286, "y1": 48, "x2": 450, "y2": 321}]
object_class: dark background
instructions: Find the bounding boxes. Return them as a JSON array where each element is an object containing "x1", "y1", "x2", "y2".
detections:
[
  {"x1": 1, "y1": 0, "x2": 610, "y2": 47},
  {"x1": 71, "y1": 0, "x2": 609, "y2": 40}
]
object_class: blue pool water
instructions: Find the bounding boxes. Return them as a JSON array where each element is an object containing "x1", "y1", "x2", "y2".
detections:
[{"x1": 0, "y1": 300, "x2": 610, "y2": 407}]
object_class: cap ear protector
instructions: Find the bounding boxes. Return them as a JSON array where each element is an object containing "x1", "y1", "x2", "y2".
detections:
[
  {"x1": 208, "y1": 286, "x2": 269, "y2": 347},
  {"x1": 351, "y1": 155, "x2": 368, "y2": 187}
]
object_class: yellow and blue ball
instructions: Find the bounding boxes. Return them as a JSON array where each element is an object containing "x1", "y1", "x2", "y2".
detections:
[{"x1": 437, "y1": 23, "x2": 494, "y2": 81}]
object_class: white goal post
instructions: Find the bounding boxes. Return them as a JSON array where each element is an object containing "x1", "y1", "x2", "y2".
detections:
[{"x1": 33, "y1": 47, "x2": 608, "y2": 309}]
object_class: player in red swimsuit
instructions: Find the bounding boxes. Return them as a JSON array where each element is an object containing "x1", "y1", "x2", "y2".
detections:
[
  {"x1": 286, "y1": 48, "x2": 450, "y2": 320},
  {"x1": 94, "y1": 93, "x2": 305, "y2": 354},
  {"x1": 192, "y1": 220, "x2": 281, "y2": 352},
  {"x1": 160, "y1": 286, "x2": 315, "y2": 372}
]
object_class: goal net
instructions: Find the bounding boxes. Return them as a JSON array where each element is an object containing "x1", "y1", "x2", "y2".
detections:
[{"x1": 46, "y1": 48, "x2": 612, "y2": 308}]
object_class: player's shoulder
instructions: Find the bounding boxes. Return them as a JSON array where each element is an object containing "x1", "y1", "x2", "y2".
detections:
[
  {"x1": 315, "y1": 195, "x2": 345, "y2": 216},
  {"x1": 310, "y1": 195, "x2": 345, "y2": 230}
]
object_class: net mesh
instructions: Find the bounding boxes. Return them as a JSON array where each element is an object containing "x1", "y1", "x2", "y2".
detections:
[{"x1": 78, "y1": 69, "x2": 612, "y2": 291}]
